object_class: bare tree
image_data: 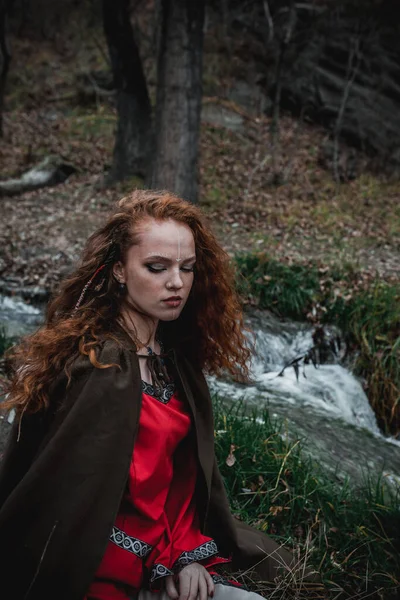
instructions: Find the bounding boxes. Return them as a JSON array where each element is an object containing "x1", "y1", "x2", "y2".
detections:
[
  {"x1": 332, "y1": 35, "x2": 360, "y2": 183},
  {"x1": 151, "y1": 0, "x2": 205, "y2": 203},
  {"x1": 102, "y1": 0, "x2": 152, "y2": 181},
  {"x1": 0, "y1": 0, "x2": 13, "y2": 138},
  {"x1": 269, "y1": 0, "x2": 296, "y2": 184},
  {"x1": 245, "y1": 0, "x2": 297, "y2": 194}
]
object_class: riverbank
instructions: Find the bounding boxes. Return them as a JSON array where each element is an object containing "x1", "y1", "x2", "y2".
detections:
[
  {"x1": 235, "y1": 254, "x2": 400, "y2": 438},
  {"x1": 214, "y1": 398, "x2": 400, "y2": 599}
]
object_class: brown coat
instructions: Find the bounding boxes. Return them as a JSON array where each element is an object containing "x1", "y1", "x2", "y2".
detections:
[{"x1": 0, "y1": 329, "x2": 293, "y2": 599}]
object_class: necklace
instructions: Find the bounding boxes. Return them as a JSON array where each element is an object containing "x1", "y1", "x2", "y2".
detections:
[
  {"x1": 145, "y1": 337, "x2": 163, "y2": 357},
  {"x1": 143, "y1": 339, "x2": 172, "y2": 389}
]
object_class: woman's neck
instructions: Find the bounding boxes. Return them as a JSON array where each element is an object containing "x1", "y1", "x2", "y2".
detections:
[{"x1": 119, "y1": 310, "x2": 160, "y2": 353}]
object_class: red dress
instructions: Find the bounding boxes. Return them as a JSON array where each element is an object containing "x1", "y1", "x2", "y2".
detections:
[{"x1": 86, "y1": 381, "x2": 228, "y2": 600}]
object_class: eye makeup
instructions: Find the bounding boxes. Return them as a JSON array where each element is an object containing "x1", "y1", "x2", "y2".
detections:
[{"x1": 146, "y1": 263, "x2": 195, "y2": 273}]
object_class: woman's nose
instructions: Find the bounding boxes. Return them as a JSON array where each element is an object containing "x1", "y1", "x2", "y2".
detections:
[{"x1": 167, "y1": 268, "x2": 184, "y2": 289}]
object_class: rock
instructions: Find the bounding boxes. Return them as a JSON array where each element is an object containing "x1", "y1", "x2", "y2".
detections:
[
  {"x1": 227, "y1": 79, "x2": 271, "y2": 115},
  {"x1": 201, "y1": 103, "x2": 245, "y2": 132}
]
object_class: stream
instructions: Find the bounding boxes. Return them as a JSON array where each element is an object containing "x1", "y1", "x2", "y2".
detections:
[
  {"x1": 209, "y1": 310, "x2": 400, "y2": 488},
  {"x1": 1, "y1": 295, "x2": 400, "y2": 489}
]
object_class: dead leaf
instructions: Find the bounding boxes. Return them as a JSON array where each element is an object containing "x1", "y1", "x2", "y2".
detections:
[
  {"x1": 269, "y1": 505, "x2": 284, "y2": 516},
  {"x1": 226, "y1": 444, "x2": 236, "y2": 467}
]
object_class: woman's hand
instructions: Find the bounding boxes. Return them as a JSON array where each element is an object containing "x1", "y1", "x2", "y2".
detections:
[{"x1": 165, "y1": 562, "x2": 215, "y2": 600}]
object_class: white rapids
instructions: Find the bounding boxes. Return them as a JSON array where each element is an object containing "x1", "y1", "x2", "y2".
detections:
[
  {"x1": 208, "y1": 311, "x2": 400, "y2": 485},
  {"x1": 0, "y1": 294, "x2": 42, "y2": 338}
]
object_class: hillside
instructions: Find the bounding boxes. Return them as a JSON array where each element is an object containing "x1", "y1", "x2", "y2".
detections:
[{"x1": 0, "y1": 10, "x2": 399, "y2": 294}]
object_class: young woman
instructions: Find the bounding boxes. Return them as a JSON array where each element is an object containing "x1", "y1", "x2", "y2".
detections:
[{"x1": 0, "y1": 190, "x2": 294, "y2": 600}]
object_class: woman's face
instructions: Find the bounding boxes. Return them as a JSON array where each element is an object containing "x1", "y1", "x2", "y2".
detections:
[{"x1": 113, "y1": 218, "x2": 196, "y2": 322}]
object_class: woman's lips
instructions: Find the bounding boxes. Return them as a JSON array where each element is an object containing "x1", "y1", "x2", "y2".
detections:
[{"x1": 163, "y1": 297, "x2": 182, "y2": 308}]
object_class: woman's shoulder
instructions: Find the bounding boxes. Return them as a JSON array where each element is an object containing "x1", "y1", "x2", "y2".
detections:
[
  {"x1": 76, "y1": 335, "x2": 135, "y2": 371},
  {"x1": 99, "y1": 332, "x2": 135, "y2": 361},
  {"x1": 50, "y1": 335, "x2": 139, "y2": 414},
  {"x1": 53, "y1": 331, "x2": 136, "y2": 393}
]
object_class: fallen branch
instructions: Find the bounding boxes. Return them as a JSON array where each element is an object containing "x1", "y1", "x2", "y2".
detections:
[{"x1": 0, "y1": 155, "x2": 77, "y2": 197}]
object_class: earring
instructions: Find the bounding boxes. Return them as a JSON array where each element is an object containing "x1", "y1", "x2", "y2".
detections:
[{"x1": 115, "y1": 278, "x2": 126, "y2": 292}]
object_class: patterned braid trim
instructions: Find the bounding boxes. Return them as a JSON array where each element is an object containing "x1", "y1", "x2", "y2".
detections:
[
  {"x1": 149, "y1": 541, "x2": 220, "y2": 584},
  {"x1": 141, "y1": 380, "x2": 176, "y2": 403},
  {"x1": 150, "y1": 563, "x2": 174, "y2": 583},
  {"x1": 110, "y1": 526, "x2": 153, "y2": 558},
  {"x1": 174, "y1": 540, "x2": 219, "y2": 571},
  {"x1": 211, "y1": 574, "x2": 248, "y2": 590}
]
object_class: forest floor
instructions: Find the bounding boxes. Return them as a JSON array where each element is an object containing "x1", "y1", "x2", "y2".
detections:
[
  {"x1": 1, "y1": 105, "x2": 399, "y2": 296},
  {"x1": 0, "y1": 29, "x2": 399, "y2": 297}
]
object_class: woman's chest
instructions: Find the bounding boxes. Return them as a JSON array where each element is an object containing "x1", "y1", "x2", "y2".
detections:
[{"x1": 136, "y1": 386, "x2": 192, "y2": 453}]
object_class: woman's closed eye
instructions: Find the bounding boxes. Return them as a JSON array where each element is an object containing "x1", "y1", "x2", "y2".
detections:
[
  {"x1": 146, "y1": 263, "x2": 166, "y2": 272},
  {"x1": 146, "y1": 263, "x2": 195, "y2": 273}
]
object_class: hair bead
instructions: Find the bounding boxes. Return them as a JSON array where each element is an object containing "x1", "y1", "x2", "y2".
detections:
[
  {"x1": 73, "y1": 242, "x2": 119, "y2": 313},
  {"x1": 73, "y1": 264, "x2": 106, "y2": 312}
]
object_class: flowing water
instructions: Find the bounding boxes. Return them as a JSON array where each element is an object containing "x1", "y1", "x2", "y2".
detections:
[
  {"x1": 0, "y1": 295, "x2": 43, "y2": 338},
  {"x1": 1, "y1": 296, "x2": 400, "y2": 487},
  {"x1": 208, "y1": 310, "x2": 400, "y2": 488}
]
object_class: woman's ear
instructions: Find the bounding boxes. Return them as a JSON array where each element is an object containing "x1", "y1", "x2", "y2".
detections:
[{"x1": 113, "y1": 261, "x2": 125, "y2": 283}]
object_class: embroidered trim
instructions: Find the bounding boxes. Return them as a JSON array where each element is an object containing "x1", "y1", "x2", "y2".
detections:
[
  {"x1": 174, "y1": 540, "x2": 219, "y2": 569},
  {"x1": 110, "y1": 526, "x2": 153, "y2": 558},
  {"x1": 211, "y1": 575, "x2": 228, "y2": 585},
  {"x1": 142, "y1": 380, "x2": 176, "y2": 404},
  {"x1": 211, "y1": 574, "x2": 247, "y2": 590},
  {"x1": 150, "y1": 563, "x2": 174, "y2": 582}
]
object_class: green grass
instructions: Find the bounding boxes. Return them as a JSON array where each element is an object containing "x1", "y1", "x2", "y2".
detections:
[
  {"x1": 235, "y1": 253, "x2": 322, "y2": 319},
  {"x1": 63, "y1": 107, "x2": 115, "y2": 141},
  {"x1": 214, "y1": 397, "x2": 400, "y2": 598},
  {"x1": 234, "y1": 252, "x2": 400, "y2": 436}
]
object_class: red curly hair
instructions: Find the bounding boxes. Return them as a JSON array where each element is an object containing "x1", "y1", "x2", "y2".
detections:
[{"x1": 3, "y1": 190, "x2": 251, "y2": 415}]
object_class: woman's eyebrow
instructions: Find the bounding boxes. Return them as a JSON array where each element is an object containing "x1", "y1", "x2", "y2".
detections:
[{"x1": 145, "y1": 254, "x2": 196, "y2": 262}]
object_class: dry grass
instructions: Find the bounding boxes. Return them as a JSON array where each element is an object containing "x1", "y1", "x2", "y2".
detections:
[
  {"x1": 234, "y1": 531, "x2": 326, "y2": 599},
  {"x1": 214, "y1": 400, "x2": 400, "y2": 599}
]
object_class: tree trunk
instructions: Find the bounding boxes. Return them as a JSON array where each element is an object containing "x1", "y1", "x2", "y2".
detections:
[
  {"x1": 151, "y1": 0, "x2": 205, "y2": 203},
  {"x1": 102, "y1": 0, "x2": 152, "y2": 181},
  {"x1": 270, "y1": 0, "x2": 296, "y2": 184},
  {"x1": 0, "y1": 0, "x2": 12, "y2": 138}
]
